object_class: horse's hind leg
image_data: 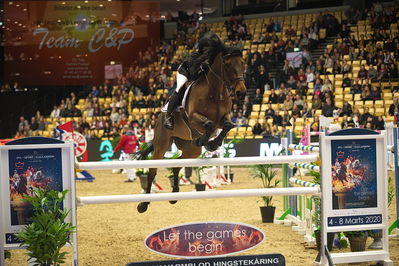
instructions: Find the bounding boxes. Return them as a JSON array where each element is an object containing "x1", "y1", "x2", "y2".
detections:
[
  {"x1": 137, "y1": 127, "x2": 172, "y2": 213},
  {"x1": 169, "y1": 166, "x2": 181, "y2": 205}
]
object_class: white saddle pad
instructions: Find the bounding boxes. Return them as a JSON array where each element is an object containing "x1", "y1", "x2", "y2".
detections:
[{"x1": 161, "y1": 82, "x2": 194, "y2": 113}]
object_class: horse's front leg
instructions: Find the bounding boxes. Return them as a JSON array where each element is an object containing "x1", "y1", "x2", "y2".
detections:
[
  {"x1": 191, "y1": 113, "x2": 214, "y2": 147},
  {"x1": 205, "y1": 116, "x2": 236, "y2": 151},
  {"x1": 137, "y1": 168, "x2": 156, "y2": 213}
]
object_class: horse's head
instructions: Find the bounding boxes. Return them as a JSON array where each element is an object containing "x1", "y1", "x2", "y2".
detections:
[{"x1": 223, "y1": 46, "x2": 246, "y2": 99}]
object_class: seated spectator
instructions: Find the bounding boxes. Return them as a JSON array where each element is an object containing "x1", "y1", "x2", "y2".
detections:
[
  {"x1": 361, "y1": 87, "x2": 372, "y2": 101},
  {"x1": 50, "y1": 105, "x2": 60, "y2": 118},
  {"x1": 242, "y1": 105, "x2": 250, "y2": 118},
  {"x1": 285, "y1": 24, "x2": 296, "y2": 38},
  {"x1": 368, "y1": 64, "x2": 378, "y2": 81},
  {"x1": 377, "y1": 64, "x2": 388, "y2": 80},
  {"x1": 306, "y1": 68, "x2": 314, "y2": 83},
  {"x1": 388, "y1": 62, "x2": 399, "y2": 80},
  {"x1": 370, "y1": 86, "x2": 381, "y2": 100},
  {"x1": 360, "y1": 107, "x2": 373, "y2": 125},
  {"x1": 293, "y1": 94, "x2": 304, "y2": 109},
  {"x1": 273, "y1": 113, "x2": 283, "y2": 126},
  {"x1": 313, "y1": 79, "x2": 322, "y2": 92},
  {"x1": 252, "y1": 119, "x2": 264, "y2": 135},
  {"x1": 292, "y1": 104, "x2": 301, "y2": 118},
  {"x1": 321, "y1": 78, "x2": 333, "y2": 92},
  {"x1": 282, "y1": 111, "x2": 292, "y2": 126},
  {"x1": 269, "y1": 89, "x2": 279, "y2": 104},
  {"x1": 372, "y1": 116, "x2": 385, "y2": 130},
  {"x1": 389, "y1": 98, "x2": 399, "y2": 116},
  {"x1": 282, "y1": 95, "x2": 294, "y2": 111},
  {"x1": 110, "y1": 107, "x2": 120, "y2": 123},
  {"x1": 277, "y1": 88, "x2": 286, "y2": 103},
  {"x1": 322, "y1": 98, "x2": 335, "y2": 117},
  {"x1": 286, "y1": 75, "x2": 297, "y2": 89},
  {"x1": 253, "y1": 88, "x2": 263, "y2": 104},
  {"x1": 302, "y1": 104, "x2": 312, "y2": 118},
  {"x1": 264, "y1": 103, "x2": 275, "y2": 119},
  {"x1": 342, "y1": 73, "x2": 352, "y2": 87},
  {"x1": 351, "y1": 78, "x2": 362, "y2": 94},
  {"x1": 91, "y1": 86, "x2": 100, "y2": 98},
  {"x1": 30, "y1": 117, "x2": 38, "y2": 131},
  {"x1": 312, "y1": 94, "x2": 323, "y2": 109},
  {"x1": 358, "y1": 65, "x2": 368, "y2": 80},
  {"x1": 262, "y1": 123, "x2": 273, "y2": 137},
  {"x1": 339, "y1": 24, "x2": 350, "y2": 39},
  {"x1": 341, "y1": 101, "x2": 353, "y2": 116}
]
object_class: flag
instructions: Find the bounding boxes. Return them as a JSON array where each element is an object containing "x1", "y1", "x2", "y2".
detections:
[{"x1": 58, "y1": 121, "x2": 73, "y2": 133}]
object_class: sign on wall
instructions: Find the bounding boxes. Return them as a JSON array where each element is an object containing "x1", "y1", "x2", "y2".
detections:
[{"x1": 4, "y1": 1, "x2": 160, "y2": 85}]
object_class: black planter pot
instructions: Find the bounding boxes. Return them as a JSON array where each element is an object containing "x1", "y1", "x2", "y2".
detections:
[
  {"x1": 315, "y1": 230, "x2": 335, "y2": 262},
  {"x1": 139, "y1": 174, "x2": 149, "y2": 190},
  {"x1": 259, "y1": 206, "x2": 276, "y2": 223},
  {"x1": 195, "y1": 183, "x2": 206, "y2": 191}
]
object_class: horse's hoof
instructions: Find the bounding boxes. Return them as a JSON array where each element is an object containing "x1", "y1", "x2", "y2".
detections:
[
  {"x1": 137, "y1": 202, "x2": 150, "y2": 213},
  {"x1": 169, "y1": 187, "x2": 179, "y2": 204},
  {"x1": 205, "y1": 141, "x2": 220, "y2": 152}
]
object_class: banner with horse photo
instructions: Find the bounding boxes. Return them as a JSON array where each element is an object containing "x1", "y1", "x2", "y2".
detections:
[
  {"x1": 8, "y1": 148, "x2": 63, "y2": 226},
  {"x1": 330, "y1": 139, "x2": 377, "y2": 210},
  {"x1": 3, "y1": 1, "x2": 160, "y2": 86}
]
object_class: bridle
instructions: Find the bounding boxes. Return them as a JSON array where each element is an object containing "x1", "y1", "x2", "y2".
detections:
[{"x1": 204, "y1": 54, "x2": 244, "y2": 97}]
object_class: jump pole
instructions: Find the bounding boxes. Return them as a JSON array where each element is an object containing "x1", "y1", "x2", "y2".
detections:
[
  {"x1": 78, "y1": 187, "x2": 320, "y2": 205},
  {"x1": 76, "y1": 154, "x2": 319, "y2": 170}
]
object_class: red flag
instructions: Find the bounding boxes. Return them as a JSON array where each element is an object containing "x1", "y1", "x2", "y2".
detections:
[{"x1": 58, "y1": 121, "x2": 74, "y2": 133}]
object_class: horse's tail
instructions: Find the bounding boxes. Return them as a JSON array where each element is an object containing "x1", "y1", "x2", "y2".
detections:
[{"x1": 133, "y1": 142, "x2": 154, "y2": 160}]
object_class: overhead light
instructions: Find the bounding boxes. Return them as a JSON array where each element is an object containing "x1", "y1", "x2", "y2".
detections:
[
  {"x1": 176, "y1": 0, "x2": 180, "y2": 2},
  {"x1": 77, "y1": 5, "x2": 81, "y2": 8},
  {"x1": 9, "y1": 2, "x2": 13, "y2": 5},
  {"x1": 99, "y1": 4, "x2": 103, "y2": 7},
  {"x1": 62, "y1": 1, "x2": 66, "y2": 4},
  {"x1": 84, "y1": 0, "x2": 88, "y2": 3},
  {"x1": 110, "y1": 61, "x2": 115, "y2": 65},
  {"x1": 23, "y1": 8, "x2": 27, "y2": 11},
  {"x1": 16, "y1": 4, "x2": 20, "y2": 7}
]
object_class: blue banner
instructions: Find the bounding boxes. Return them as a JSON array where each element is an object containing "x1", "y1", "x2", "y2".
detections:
[
  {"x1": 127, "y1": 254, "x2": 285, "y2": 266},
  {"x1": 328, "y1": 214, "x2": 382, "y2": 226}
]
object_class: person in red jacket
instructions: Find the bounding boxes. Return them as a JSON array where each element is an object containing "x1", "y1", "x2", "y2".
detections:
[{"x1": 114, "y1": 126, "x2": 139, "y2": 182}]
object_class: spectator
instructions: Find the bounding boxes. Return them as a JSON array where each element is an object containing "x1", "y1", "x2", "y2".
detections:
[
  {"x1": 342, "y1": 73, "x2": 352, "y2": 87},
  {"x1": 360, "y1": 107, "x2": 373, "y2": 125},
  {"x1": 341, "y1": 101, "x2": 353, "y2": 116},
  {"x1": 253, "y1": 89, "x2": 263, "y2": 104},
  {"x1": 322, "y1": 98, "x2": 335, "y2": 117},
  {"x1": 252, "y1": 119, "x2": 263, "y2": 135},
  {"x1": 388, "y1": 98, "x2": 399, "y2": 116},
  {"x1": 358, "y1": 65, "x2": 368, "y2": 80}
]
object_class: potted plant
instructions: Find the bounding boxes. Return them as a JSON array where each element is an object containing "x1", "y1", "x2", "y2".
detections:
[
  {"x1": 368, "y1": 175, "x2": 395, "y2": 249},
  {"x1": 344, "y1": 231, "x2": 368, "y2": 252},
  {"x1": 135, "y1": 142, "x2": 153, "y2": 191},
  {"x1": 251, "y1": 164, "x2": 279, "y2": 222},
  {"x1": 223, "y1": 138, "x2": 244, "y2": 182},
  {"x1": 16, "y1": 188, "x2": 75, "y2": 266}
]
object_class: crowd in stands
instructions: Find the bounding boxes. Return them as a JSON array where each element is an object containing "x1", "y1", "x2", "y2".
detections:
[{"x1": 8, "y1": 4, "x2": 399, "y2": 141}]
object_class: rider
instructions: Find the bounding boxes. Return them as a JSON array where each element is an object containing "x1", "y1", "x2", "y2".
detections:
[{"x1": 164, "y1": 31, "x2": 226, "y2": 130}]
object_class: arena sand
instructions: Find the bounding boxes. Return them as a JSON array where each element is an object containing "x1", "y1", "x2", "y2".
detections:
[{"x1": 6, "y1": 168, "x2": 399, "y2": 266}]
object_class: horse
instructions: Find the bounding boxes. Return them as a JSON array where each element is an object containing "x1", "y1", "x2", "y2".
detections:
[{"x1": 135, "y1": 47, "x2": 246, "y2": 213}]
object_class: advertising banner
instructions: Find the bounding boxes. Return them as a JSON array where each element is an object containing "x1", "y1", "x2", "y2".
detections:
[
  {"x1": 145, "y1": 222, "x2": 264, "y2": 258},
  {"x1": 4, "y1": 1, "x2": 160, "y2": 85},
  {"x1": 8, "y1": 148, "x2": 63, "y2": 226},
  {"x1": 86, "y1": 138, "x2": 282, "y2": 162},
  {"x1": 127, "y1": 254, "x2": 285, "y2": 266}
]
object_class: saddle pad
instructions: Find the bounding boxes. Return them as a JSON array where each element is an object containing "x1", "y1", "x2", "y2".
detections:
[{"x1": 161, "y1": 81, "x2": 194, "y2": 113}]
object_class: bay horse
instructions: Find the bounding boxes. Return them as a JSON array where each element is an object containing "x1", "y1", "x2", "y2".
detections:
[{"x1": 136, "y1": 47, "x2": 246, "y2": 213}]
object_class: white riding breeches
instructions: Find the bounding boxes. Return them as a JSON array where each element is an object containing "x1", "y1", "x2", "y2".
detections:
[{"x1": 176, "y1": 72, "x2": 188, "y2": 93}]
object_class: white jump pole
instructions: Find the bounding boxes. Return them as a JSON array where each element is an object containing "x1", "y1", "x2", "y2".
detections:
[
  {"x1": 78, "y1": 187, "x2": 320, "y2": 205},
  {"x1": 76, "y1": 155, "x2": 319, "y2": 170}
]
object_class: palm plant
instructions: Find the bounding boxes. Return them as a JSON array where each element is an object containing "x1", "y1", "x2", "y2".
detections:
[
  {"x1": 16, "y1": 189, "x2": 75, "y2": 266},
  {"x1": 251, "y1": 164, "x2": 279, "y2": 206}
]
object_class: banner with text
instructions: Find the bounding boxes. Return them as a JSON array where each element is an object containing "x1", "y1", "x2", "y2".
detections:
[{"x1": 4, "y1": 1, "x2": 160, "y2": 86}]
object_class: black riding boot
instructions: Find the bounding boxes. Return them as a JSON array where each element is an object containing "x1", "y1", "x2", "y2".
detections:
[{"x1": 164, "y1": 92, "x2": 180, "y2": 129}]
